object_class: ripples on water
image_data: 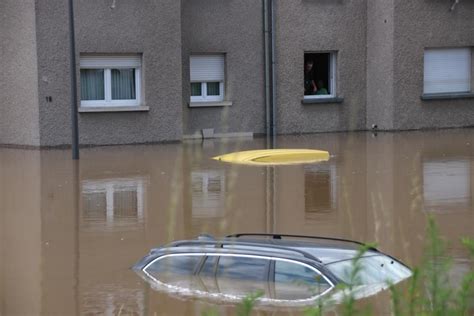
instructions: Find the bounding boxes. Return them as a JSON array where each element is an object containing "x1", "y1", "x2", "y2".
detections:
[{"x1": 0, "y1": 129, "x2": 473, "y2": 315}]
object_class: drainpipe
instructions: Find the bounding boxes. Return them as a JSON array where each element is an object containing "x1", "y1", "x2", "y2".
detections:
[
  {"x1": 263, "y1": 0, "x2": 276, "y2": 146},
  {"x1": 270, "y1": 0, "x2": 276, "y2": 142},
  {"x1": 264, "y1": 0, "x2": 271, "y2": 139},
  {"x1": 68, "y1": 0, "x2": 79, "y2": 159}
]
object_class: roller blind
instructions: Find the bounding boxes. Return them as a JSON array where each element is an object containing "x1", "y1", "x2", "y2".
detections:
[
  {"x1": 190, "y1": 55, "x2": 225, "y2": 82},
  {"x1": 424, "y1": 48, "x2": 471, "y2": 94},
  {"x1": 80, "y1": 55, "x2": 141, "y2": 68}
]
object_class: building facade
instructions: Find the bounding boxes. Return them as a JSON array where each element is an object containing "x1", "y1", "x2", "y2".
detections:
[{"x1": 1, "y1": 0, "x2": 473, "y2": 147}]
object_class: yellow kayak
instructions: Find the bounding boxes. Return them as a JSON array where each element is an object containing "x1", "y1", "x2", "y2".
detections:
[{"x1": 212, "y1": 149, "x2": 330, "y2": 166}]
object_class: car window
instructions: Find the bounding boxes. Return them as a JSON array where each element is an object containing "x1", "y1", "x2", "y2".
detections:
[
  {"x1": 200, "y1": 255, "x2": 218, "y2": 277},
  {"x1": 216, "y1": 256, "x2": 269, "y2": 297},
  {"x1": 199, "y1": 256, "x2": 219, "y2": 293},
  {"x1": 326, "y1": 255, "x2": 412, "y2": 285},
  {"x1": 146, "y1": 255, "x2": 202, "y2": 274},
  {"x1": 217, "y1": 256, "x2": 268, "y2": 281},
  {"x1": 145, "y1": 255, "x2": 203, "y2": 287},
  {"x1": 274, "y1": 260, "x2": 331, "y2": 300}
]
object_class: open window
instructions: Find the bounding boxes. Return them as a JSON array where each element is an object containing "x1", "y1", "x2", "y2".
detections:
[{"x1": 304, "y1": 52, "x2": 336, "y2": 99}]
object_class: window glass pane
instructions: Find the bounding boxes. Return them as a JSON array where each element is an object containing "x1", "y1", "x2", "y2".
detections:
[
  {"x1": 80, "y1": 69, "x2": 105, "y2": 100},
  {"x1": 200, "y1": 256, "x2": 218, "y2": 277},
  {"x1": 145, "y1": 255, "x2": 203, "y2": 290},
  {"x1": 146, "y1": 255, "x2": 202, "y2": 275},
  {"x1": 207, "y1": 82, "x2": 220, "y2": 96},
  {"x1": 217, "y1": 256, "x2": 267, "y2": 281},
  {"x1": 304, "y1": 53, "x2": 331, "y2": 96},
  {"x1": 326, "y1": 256, "x2": 412, "y2": 285},
  {"x1": 274, "y1": 260, "x2": 329, "y2": 300},
  {"x1": 111, "y1": 68, "x2": 136, "y2": 100},
  {"x1": 199, "y1": 256, "x2": 219, "y2": 293},
  {"x1": 191, "y1": 83, "x2": 202, "y2": 96},
  {"x1": 217, "y1": 256, "x2": 268, "y2": 297}
]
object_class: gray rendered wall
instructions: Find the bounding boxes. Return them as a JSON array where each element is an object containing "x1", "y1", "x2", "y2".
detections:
[
  {"x1": 181, "y1": 0, "x2": 265, "y2": 136},
  {"x1": 0, "y1": 0, "x2": 41, "y2": 146},
  {"x1": 366, "y1": 0, "x2": 395, "y2": 130},
  {"x1": 34, "y1": 0, "x2": 183, "y2": 146},
  {"x1": 275, "y1": 0, "x2": 367, "y2": 134},
  {"x1": 392, "y1": 0, "x2": 474, "y2": 130}
]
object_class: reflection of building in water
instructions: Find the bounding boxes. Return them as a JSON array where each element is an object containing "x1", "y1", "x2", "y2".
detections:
[
  {"x1": 191, "y1": 170, "x2": 225, "y2": 218},
  {"x1": 82, "y1": 285, "x2": 145, "y2": 316},
  {"x1": 304, "y1": 164, "x2": 337, "y2": 219},
  {"x1": 81, "y1": 177, "x2": 147, "y2": 231},
  {"x1": 423, "y1": 159, "x2": 471, "y2": 212}
]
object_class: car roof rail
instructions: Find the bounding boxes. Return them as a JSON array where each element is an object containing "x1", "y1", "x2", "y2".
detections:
[
  {"x1": 226, "y1": 233, "x2": 379, "y2": 252},
  {"x1": 169, "y1": 239, "x2": 322, "y2": 263}
]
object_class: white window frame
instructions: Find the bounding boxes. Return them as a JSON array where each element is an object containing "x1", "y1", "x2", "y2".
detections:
[
  {"x1": 190, "y1": 55, "x2": 225, "y2": 104},
  {"x1": 423, "y1": 47, "x2": 472, "y2": 95},
  {"x1": 80, "y1": 55, "x2": 141, "y2": 107},
  {"x1": 304, "y1": 52, "x2": 337, "y2": 100},
  {"x1": 191, "y1": 82, "x2": 225, "y2": 103}
]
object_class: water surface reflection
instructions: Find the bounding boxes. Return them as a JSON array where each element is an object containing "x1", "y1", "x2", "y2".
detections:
[{"x1": 1, "y1": 129, "x2": 473, "y2": 315}]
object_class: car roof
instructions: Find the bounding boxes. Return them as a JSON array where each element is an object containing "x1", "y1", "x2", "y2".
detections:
[{"x1": 156, "y1": 233, "x2": 379, "y2": 265}]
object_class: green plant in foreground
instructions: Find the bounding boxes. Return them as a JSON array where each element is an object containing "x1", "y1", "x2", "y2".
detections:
[
  {"x1": 388, "y1": 216, "x2": 474, "y2": 316},
  {"x1": 201, "y1": 308, "x2": 219, "y2": 316},
  {"x1": 236, "y1": 291, "x2": 264, "y2": 316}
]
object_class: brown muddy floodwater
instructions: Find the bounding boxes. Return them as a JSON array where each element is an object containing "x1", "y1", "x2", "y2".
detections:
[{"x1": 1, "y1": 129, "x2": 473, "y2": 315}]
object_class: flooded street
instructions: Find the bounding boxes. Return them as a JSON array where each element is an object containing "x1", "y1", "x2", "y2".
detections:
[{"x1": 1, "y1": 129, "x2": 473, "y2": 315}]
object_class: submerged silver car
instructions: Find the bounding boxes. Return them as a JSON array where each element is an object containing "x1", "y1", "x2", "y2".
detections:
[{"x1": 133, "y1": 234, "x2": 412, "y2": 306}]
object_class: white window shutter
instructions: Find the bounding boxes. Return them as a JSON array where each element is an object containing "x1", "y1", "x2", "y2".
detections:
[
  {"x1": 80, "y1": 55, "x2": 141, "y2": 68},
  {"x1": 424, "y1": 48, "x2": 471, "y2": 94},
  {"x1": 190, "y1": 55, "x2": 225, "y2": 82}
]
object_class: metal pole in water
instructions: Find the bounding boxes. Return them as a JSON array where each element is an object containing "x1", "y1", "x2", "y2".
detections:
[{"x1": 68, "y1": 0, "x2": 79, "y2": 159}]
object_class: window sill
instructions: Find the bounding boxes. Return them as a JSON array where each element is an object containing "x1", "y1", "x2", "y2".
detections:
[
  {"x1": 421, "y1": 92, "x2": 474, "y2": 101},
  {"x1": 79, "y1": 106, "x2": 149, "y2": 113},
  {"x1": 301, "y1": 97, "x2": 344, "y2": 105},
  {"x1": 189, "y1": 101, "x2": 232, "y2": 108}
]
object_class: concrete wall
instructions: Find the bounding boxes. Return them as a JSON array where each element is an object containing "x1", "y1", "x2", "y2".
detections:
[
  {"x1": 34, "y1": 0, "x2": 183, "y2": 146},
  {"x1": 0, "y1": 0, "x2": 41, "y2": 146},
  {"x1": 392, "y1": 0, "x2": 474, "y2": 130},
  {"x1": 275, "y1": 0, "x2": 367, "y2": 134},
  {"x1": 3, "y1": 0, "x2": 474, "y2": 147},
  {"x1": 366, "y1": 0, "x2": 395, "y2": 130},
  {"x1": 181, "y1": 0, "x2": 265, "y2": 136}
]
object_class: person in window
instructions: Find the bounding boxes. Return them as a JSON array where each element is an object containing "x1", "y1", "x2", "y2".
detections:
[
  {"x1": 316, "y1": 80, "x2": 328, "y2": 95},
  {"x1": 304, "y1": 60, "x2": 317, "y2": 95}
]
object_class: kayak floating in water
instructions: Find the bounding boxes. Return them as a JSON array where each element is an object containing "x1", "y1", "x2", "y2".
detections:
[{"x1": 213, "y1": 149, "x2": 330, "y2": 166}]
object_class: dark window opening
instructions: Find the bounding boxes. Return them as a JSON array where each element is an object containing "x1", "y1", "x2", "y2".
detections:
[{"x1": 304, "y1": 53, "x2": 331, "y2": 96}]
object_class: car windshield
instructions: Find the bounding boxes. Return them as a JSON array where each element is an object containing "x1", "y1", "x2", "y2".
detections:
[{"x1": 326, "y1": 255, "x2": 412, "y2": 285}]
